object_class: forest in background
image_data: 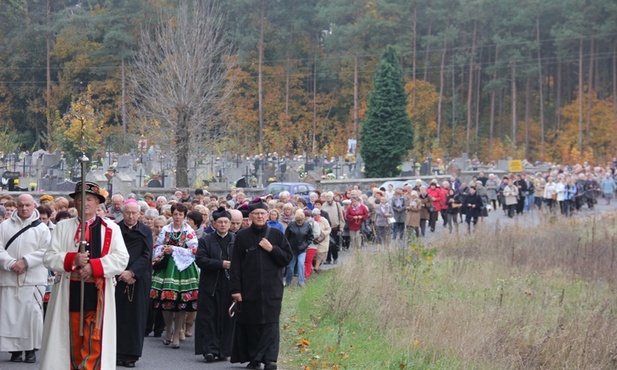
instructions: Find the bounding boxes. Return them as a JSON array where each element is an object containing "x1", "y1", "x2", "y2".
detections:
[{"x1": 1, "y1": 0, "x2": 616, "y2": 166}]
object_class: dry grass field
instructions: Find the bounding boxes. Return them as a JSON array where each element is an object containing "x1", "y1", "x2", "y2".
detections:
[{"x1": 281, "y1": 212, "x2": 617, "y2": 369}]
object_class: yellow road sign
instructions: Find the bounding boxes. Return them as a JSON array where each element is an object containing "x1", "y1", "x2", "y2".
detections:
[{"x1": 509, "y1": 160, "x2": 523, "y2": 173}]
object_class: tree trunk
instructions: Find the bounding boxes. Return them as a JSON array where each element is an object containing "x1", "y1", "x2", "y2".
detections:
[
  {"x1": 312, "y1": 58, "x2": 317, "y2": 154},
  {"x1": 423, "y1": 23, "x2": 432, "y2": 81},
  {"x1": 175, "y1": 105, "x2": 190, "y2": 187},
  {"x1": 556, "y1": 61, "x2": 562, "y2": 130},
  {"x1": 466, "y1": 20, "x2": 477, "y2": 154},
  {"x1": 437, "y1": 38, "x2": 447, "y2": 145},
  {"x1": 586, "y1": 36, "x2": 594, "y2": 149},
  {"x1": 613, "y1": 45, "x2": 617, "y2": 153},
  {"x1": 285, "y1": 64, "x2": 290, "y2": 118},
  {"x1": 578, "y1": 38, "x2": 583, "y2": 154},
  {"x1": 489, "y1": 45, "x2": 498, "y2": 148},
  {"x1": 411, "y1": 3, "x2": 417, "y2": 108},
  {"x1": 474, "y1": 63, "x2": 481, "y2": 153},
  {"x1": 353, "y1": 55, "x2": 359, "y2": 141},
  {"x1": 451, "y1": 62, "x2": 456, "y2": 149},
  {"x1": 258, "y1": 0, "x2": 265, "y2": 153},
  {"x1": 499, "y1": 87, "x2": 506, "y2": 140},
  {"x1": 511, "y1": 62, "x2": 517, "y2": 154},
  {"x1": 536, "y1": 15, "x2": 545, "y2": 160},
  {"x1": 524, "y1": 76, "x2": 531, "y2": 158},
  {"x1": 46, "y1": 0, "x2": 52, "y2": 150},
  {"x1": 121, "y1": 59, "x2": 127, "y2": 144}
]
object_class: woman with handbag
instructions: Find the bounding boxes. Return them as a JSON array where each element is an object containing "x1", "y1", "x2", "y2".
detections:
[
  {"x1": 150, "y1": 203, "x2": 199, "y2": 349},
  {"x1": 503, "y1": 178, "x2": 519, "y2": 218},
  {"x1": 426, "y1": 181, "x2": 443, "y2": 232},
  {"x1": 284, "y1": 210, "x2": 314, "y2": 287},
  {"x1": 310, "y1": 208, "x2": 331, "y2": 274},
  {"x1": 445, "y1": 187, "x2": 461, "y2": 233},
  {"x1": 390, "y1": 188, "x2": 406, "y2": 241},
  {"x1": 418, "y1": 186, "x2": 433, "y2": 237},
  {"x1": 374, "y1": 198, "x2": 393, "y2": 250},
  {"x1": 405, "y1": 191, "x2": 422, "y2": 238}
]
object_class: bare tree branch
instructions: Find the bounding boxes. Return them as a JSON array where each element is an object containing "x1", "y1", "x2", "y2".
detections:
[{"x1": 131, "y1": 1, "x2": 234, "y2": 187}]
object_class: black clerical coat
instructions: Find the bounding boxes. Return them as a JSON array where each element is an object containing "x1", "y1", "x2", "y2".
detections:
[
  {"x1": 115, "y1": 221, "x2": 153, "y2": 358},
  {"x1": 194, "y1": 232, "x2": 235, "y2": 358},
  {"x1": 229, "y1": 224, "x2": 292, "y2": 364}
]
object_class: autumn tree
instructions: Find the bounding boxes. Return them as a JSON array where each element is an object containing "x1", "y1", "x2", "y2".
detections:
[
  {"x1": 361, "y1": 46, "x2": 413, "y2": 178},
  {"x1": 53, "y1": 87, "x2": 103, "y2": 160},
  {"x1": 131, "y1": 1, "x2": 233, "y2": 187}
]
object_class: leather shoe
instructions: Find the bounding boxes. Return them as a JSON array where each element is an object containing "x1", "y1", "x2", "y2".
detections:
[
  {"x1": 9, "y1": 351, "x2": 23, "y2": 362},
  {"x1": 246, "y1": 361, "x2": 261, "y2": 369},
  {"x1": 24, "y1": 350, "x2": 36, "y2": 363},
  {"x1": 264, "y1": 362, "x2": 278, "y2": 370},
  {"x1": 203, "y1": 353, "x2": 215, "y2": 363},
  {"x1": 123, "y1": 361, "x2": 136, "y2": 368}
]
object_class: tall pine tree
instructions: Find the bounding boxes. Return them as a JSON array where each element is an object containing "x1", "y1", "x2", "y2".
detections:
[{"x1": 360, "y1": 45, "x2": 413, "y2": 178}]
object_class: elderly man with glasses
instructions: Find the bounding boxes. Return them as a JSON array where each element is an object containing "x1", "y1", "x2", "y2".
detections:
[{"x1": 229, "y1": 198, "x2": 292, "y2": 370}]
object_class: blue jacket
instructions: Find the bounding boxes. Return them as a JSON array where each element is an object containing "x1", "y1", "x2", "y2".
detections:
[
  {"x1": 601, "y1": 177, "x2": 616, "y2": 194},
  {"x1": 266, "y1": 220, "x2": 284, "y2": 233}
]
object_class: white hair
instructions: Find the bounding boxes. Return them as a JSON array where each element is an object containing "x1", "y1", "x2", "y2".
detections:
[
  {"x1": 144, "y1": 208, "x2": 159, "y2": 218},
  {"x1": 138, "y1": 200, "x2": 149, "y2": 213}
]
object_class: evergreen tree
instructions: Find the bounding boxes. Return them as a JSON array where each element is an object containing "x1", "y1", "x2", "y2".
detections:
[{"x1": 360, "y1": 45, "x2": 413, "y2": 178}]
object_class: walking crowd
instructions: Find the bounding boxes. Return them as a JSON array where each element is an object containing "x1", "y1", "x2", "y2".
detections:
[{"x1": 0, "y1": 160, "x2": 615, "y2": 369}]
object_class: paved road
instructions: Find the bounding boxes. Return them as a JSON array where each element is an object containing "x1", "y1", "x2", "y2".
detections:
[
  {"x1": 1, "y1": 332, "x2": 249, "y2": 369},
  {"x1": 3, "y1": 199, "x2": 615, "y2": 369}
]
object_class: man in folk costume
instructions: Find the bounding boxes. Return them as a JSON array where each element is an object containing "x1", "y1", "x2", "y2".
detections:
[
  {"x1": 195, "y1": 206, "x2": 235, "y2": 362},
  {"x1": 115, "y1": 200, "x2": 153, "y2": 368},
  {"x1": 0, "y1": 194, "x2": 51, "y2": 363},
  {"x1": 40, "y1": 181, "x2": 129, "y2": 370},
  {"x1": 229, "y1": 198, "x2": 293, "y2": 370}
]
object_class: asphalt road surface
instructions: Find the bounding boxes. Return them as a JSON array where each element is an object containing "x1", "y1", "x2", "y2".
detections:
[
  {"x1": 1, "y1": 332, "x2": 253, "y2": 369},
  {"x1": 2, "y1": 198, "x2": 616, "y2": 369}
]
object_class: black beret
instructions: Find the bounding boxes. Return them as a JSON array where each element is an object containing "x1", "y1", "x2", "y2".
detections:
[
  {"x1": 212, "y1": 206, "x2": 231, "y2": 221},
  {"x1": 238, "y1": 204, "x2": 251, "y2": 218},
  {"x1": 248, "y1": 197, "x2": 268, "y2": 212}
]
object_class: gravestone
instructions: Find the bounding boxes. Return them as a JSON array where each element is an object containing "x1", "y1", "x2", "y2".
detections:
[
  {"x1": 42, "y1": 153, "x2": 61, "y2": 168},
  {"x1": 496, "y1": 160, "x2": 510, "y2": 172},
  {"x1": 116, "y1": 155, "x2": 134, "y2": 171},
  {"x1": 38, "y1": 178, "x2": 51, "y2": 192},
  {"x1": 451, "y1": 157, "x2": 467, "y2": 171},
  {"x1": 55, "y1": 180, "x2": 77, "y2": 193},
  {"x1": 86, "y1": 170, "x2": 109, "y2": 184},
  {"x1": 400, "y1": 161, "x2": 414, "y2": 172},
  {"x1": 112, "y1": 172, "x2": 135, "y2": 196}
]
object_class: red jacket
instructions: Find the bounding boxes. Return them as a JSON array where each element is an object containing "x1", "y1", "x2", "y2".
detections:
[
  {"x1": 345, "y1": 204, "x2": 369, "y2": 231},
  {"x1": 427, "y1": 186, "x2": 445, "y2": 212}
]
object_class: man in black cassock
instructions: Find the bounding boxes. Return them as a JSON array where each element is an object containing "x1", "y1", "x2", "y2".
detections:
[
  {"x1": 194, "y1": 207, "x2": 235, "y2": 362},
  {"x1": 229, "y1": 198, "x2": 293, "y2": 370},
  {"x1": 115, "y1": 201, "x2": 153, "y2": 368}
]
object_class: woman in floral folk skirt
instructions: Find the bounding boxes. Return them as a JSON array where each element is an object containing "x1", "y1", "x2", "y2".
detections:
[{"x1": 151, "y1": 203, "x2": 199, "y2": 349}]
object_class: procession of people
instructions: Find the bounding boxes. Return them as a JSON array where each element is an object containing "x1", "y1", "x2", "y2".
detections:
[{"x1": 0, "y1": 159, "x2": 615, "y2": 369}]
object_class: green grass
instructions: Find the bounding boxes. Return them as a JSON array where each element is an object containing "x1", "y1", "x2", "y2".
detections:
[
  {"x1": 278, "y1": 212, "x2": 617, "y2": 369},
  {"x1": 280, "y1": 270, "x2": 451, "y2": 370}
]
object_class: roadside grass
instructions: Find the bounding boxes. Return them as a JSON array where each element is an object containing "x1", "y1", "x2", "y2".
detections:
[{"x1": 280, "y1": 211, "x2": 617, "y2": 369}]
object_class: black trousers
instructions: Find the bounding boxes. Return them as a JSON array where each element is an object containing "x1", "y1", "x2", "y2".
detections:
[{"x1": 326, "y1": 229, "x2": 340, "y2": 262}]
